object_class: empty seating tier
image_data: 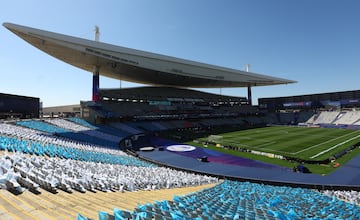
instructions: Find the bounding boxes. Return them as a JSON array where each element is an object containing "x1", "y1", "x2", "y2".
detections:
[{"x1": 84, "y1": 180, "x2": 360, "y2": 220}]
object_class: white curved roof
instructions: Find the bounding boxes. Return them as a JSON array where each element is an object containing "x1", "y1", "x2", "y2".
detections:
[{"x1": 3, "y1": 22, "x2": 296, "y2": 88}]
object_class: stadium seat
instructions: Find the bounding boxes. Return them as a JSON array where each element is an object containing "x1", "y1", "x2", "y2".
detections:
[
  {"x1": 77, "y1": 213, "x2": 89, "y2": 220},
  {"x1": 98, "y1": 211, "x2": 114, "y2": 220}
]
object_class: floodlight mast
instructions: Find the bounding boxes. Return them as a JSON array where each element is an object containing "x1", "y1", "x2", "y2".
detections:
[
  {"x1": 246, "y1": 64, "x2": 250, "y2": 72},
  {"x1": 94, "y1": 25, "x2": 100, "y2": 42}
]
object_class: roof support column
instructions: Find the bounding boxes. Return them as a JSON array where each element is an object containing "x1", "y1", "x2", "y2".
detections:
[
  {"x1": 247, "y1": 84, "x2": 252, "y2": 106},
  {"x1": 246, "y1": 64, "x2": 252, "y2": 106},
  {"x1": 92, "y1": 66, "x2": 100, "y2": 102}
]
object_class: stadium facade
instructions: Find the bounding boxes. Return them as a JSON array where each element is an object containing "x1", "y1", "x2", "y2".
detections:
[
  {"x1": 80, "y1": 86, "x2": 254, "y2": 124},
  {"x1": 259, "y1": 90, "x2": 360, "y2": 110},
  {"x1": 42, "y1": 104, "x2": 81, "y2": 117}
]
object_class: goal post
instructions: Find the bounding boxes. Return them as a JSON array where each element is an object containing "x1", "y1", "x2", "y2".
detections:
[{"x1": 208, "y1": 135, "x2": 223, "y2": 143}]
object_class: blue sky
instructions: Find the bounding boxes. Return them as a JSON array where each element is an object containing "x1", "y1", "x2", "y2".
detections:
[{"x1": 1, "y1": 0, "x2": 359, "y2": 107}]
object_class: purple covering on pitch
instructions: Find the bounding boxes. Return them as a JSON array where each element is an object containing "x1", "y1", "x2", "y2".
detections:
[{"x1": 151, "y1": 137, "x2": 286, "y2": 170}]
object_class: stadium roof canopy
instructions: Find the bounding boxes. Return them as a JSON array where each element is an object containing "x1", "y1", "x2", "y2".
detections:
[{"x1": 3, "y1": 22, "x2": 296, "y2": 88}]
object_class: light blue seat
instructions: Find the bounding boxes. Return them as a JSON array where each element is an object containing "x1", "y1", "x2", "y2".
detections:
[
  {"x1": 114, "y1": 208, "x2": 133, "y2": 220},
  {"x1": 98, "y1": 211, "x2": 114, "y2": 220},
  {"x1": 77, "y1": 213, "x2": 88, "y2": 220}
]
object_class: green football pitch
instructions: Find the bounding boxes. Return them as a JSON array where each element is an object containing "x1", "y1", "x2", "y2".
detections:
[{"x1": 199, "y1": 126, "x2": 360, "y2": 161}]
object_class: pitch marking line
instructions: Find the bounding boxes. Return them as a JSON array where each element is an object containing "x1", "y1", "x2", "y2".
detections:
[
  {"x1": 223, "y1": 139, "x2": 275, "y2": 149},
  {"x1": 251, "y1": 146, "x2": 292, "y2": 154},
  {"x1": 248, "y1": 130, "x2": 360, "y2": 156},
  {"x1": 253, "y1": 141, "x2": 277, "y2": 149},
  {"x1": 310, "y1": 133, "x2": 360, "y2": 159},
  {"x1": 293, "y1": 130, "x2": 360, "y2": 155},
  {"x1": 221, "y1": 140, "x2": 252, "y2": 148}
]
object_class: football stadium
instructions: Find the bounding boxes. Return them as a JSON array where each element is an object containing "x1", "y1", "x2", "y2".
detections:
[{"x1": 1, "y1": 23, "x2": 360, "y2": 220}]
